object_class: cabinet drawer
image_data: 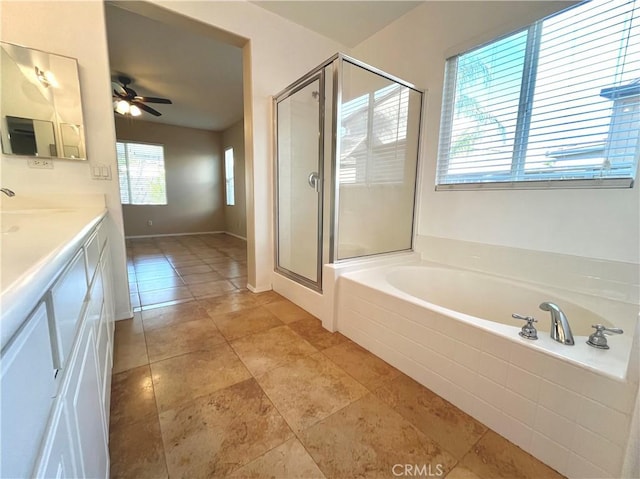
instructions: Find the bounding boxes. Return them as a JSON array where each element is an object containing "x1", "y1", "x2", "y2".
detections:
[
  {"x1": 50, "y1": 249, "x2": 88, "y2": 368},
  {"x1": 0, "y1": 302, "x2": 56, "y2": 478}
]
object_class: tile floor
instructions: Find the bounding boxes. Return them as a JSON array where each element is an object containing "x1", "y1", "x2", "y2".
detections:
[{"x1": 110, "y1": 234, "x2": 565, "y2": 478}]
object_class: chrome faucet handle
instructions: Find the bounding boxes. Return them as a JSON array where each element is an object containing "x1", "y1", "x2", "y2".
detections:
[
  {"x1": 0, "y1": 188, "x2": 15, "y2": 197},
  {"x1": 587, "y1": 324, "x2": 623, "y2": 350},
  {"x1": 512, "y1": 313, "x2": 538, "y2": 340}
]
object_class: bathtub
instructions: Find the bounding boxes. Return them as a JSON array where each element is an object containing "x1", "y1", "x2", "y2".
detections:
[
  {"x1": 387, "y1": 265, "x2": 612, "y2": 337},
  {"x1": 335, "y1": 260, "x2": 638, "y2": 478}
]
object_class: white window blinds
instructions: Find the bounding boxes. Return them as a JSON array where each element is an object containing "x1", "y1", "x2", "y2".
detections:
[
  {"x1": 437, "y1": 0, "x2": 640, "y2": 189},
  {"x1": 339, "y1": 83, "x2": 410, "y2": 185},
  {"x1": 116, "y1": 141, "x2": 167, "y2": 205}
]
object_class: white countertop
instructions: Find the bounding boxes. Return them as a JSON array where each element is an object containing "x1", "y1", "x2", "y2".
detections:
[{"x1": 1, "y1": 202, "x2": 107, "y2": 350}]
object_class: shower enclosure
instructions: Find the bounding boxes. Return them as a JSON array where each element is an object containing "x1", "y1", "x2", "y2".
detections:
[{"x1": 274, "y1": 54, "x2": 423, "y2": 291}]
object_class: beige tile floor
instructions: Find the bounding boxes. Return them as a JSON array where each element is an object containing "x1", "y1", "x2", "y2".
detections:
[{"x1": 110, "y1": 234, "x2": 565, "y2": 479}]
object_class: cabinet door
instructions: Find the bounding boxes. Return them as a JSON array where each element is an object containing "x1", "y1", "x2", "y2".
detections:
[
  {"x1": 33, "y1": 400, "x2": 78, "y2": 479},
  {"x1": 0, "y1": 302, "x2": 56, "y2": 478},
  {"x1": 100, "y1": 250, "x2": 114, "y2": 422},
  {"x1": 100, "y1": 241, "x2": 115, "y2": 350},
  {"x1": 65, "y1": 322, "x2": 108, "y2": 479},
  {"x1": 50, "y1": 248, "x2": 88, "y2": 367}
]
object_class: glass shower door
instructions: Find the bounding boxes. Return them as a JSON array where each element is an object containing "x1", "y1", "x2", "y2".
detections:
[{"x1": 275, "y1": 73, "x2": 324, "y2": 290}]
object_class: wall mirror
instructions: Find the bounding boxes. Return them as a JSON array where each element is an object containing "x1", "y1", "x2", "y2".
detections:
[{"x1": 0, "y1": 41, "x2": 86, "y2": 160}]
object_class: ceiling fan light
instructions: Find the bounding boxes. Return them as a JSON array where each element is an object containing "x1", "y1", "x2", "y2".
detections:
[
  {"x1": 129, "y1": 104, "x2": 142, "y2": 117},
  {"x1": 115, "y1": 99, "x2": 130, "y2": 115}
]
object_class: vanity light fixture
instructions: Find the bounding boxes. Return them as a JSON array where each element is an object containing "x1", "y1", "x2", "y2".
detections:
[{"x1": 35, "y1": 66, "x2": 58, "y2": 88}]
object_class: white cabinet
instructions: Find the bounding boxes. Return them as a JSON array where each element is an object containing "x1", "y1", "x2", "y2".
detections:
[
  {"x1": 1, "y1": 217, "x2": 115, "y2": 478},
  {"x1": 50, "y1": 249, "x2": 88, "y2": 367},
  {"x1": 98, "y1": 243, "x2": 114, "y2": 421},
  {"x1": 64, "y1": 321, "x2": 109, "y2": 479},
  {"x1": 0, "y1": 302, "x2": 56, "y2": 478},
  {"x1": 34, "y1": 401, "x2": 77, "y2": 479}
]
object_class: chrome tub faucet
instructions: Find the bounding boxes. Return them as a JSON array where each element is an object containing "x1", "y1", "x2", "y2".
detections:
[
  {"x1": 539, "y1": 302, "x2": 574, "y2": 345},
  {"x1": 1, "y1": 188, "x2": 15, "y2": 197}
]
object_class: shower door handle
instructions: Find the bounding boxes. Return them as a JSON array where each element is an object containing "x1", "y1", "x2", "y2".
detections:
[{"x1": 308, "y1": 172, "x2": 320, "y2": 192}]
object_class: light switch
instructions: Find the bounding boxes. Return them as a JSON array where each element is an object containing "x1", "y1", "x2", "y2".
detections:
[
  {"x1": 101, "y1": 167, "x2": 109, "y2": 177},
  {"x1": 93, "y1": 166, "x2": 101, "y2": 177}
]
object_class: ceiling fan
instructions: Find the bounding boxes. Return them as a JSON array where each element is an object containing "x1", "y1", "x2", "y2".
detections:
[{"x1": 112, "y1": 75, "x2": 172, "y2": 117}]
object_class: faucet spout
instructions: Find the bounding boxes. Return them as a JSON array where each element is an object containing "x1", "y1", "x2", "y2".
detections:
[
  {"x1": 539, "y1": 302, "x2": 574, "y2": 345},
  {"x1": 0, "y1": 188, "x2": 15, "y2": 197}
]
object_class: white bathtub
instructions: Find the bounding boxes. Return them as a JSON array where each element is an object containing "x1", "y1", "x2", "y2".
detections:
[
  {"x1": 336, "y1": 260, "x2": 638, "y2": 478},
  {"x1": 386, "y1": 265, "x2": 611, "y2": 337}
]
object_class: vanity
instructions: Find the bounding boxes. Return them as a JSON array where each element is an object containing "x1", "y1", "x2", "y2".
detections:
[{"x1": 0, "y1": 198, "x2": 115, "y2": 478}]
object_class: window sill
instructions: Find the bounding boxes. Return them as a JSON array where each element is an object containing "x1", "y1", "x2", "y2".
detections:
[{"x1": 435, "y1": 177, "x2": 634, "y2": 191}]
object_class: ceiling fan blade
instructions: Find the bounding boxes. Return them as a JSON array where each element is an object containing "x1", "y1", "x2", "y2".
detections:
[
  {"x1": 134, "y1": 96, "x2": 172, "y2": 104},
  {"x1": 123, "y1": 86, "x2": 137, "y2": 97},
  {"x1": 112, "y1": 82, "x2": 127, "y2": 97},
  {"x1": 133, "y1": 101, "x2": 162, "y2": 117}
]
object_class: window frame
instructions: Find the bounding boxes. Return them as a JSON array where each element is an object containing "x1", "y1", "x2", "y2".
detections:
[
  {"x1": 116, "y1": 140, "x2": 168, "y2": 205},
  {"x1": 224, "y1": 147, "x2": 235, "y2": 206},
  {"x1": 436, "y1": 0, "x2": 639, "y2": 191}
]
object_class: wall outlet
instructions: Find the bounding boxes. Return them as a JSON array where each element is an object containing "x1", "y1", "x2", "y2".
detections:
[
  {"x1": 27, "y1": 158, "x2": 54, "y2": 169},
  {"x1": 147, "y1": 220, "x2": 153, "y2": 226}
]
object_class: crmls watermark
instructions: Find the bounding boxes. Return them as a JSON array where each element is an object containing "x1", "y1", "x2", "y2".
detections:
[{"x1": 392, "y1": 464, "x2": 445, "y2": 477}]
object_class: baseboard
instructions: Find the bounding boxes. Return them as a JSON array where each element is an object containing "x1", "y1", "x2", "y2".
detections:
[
  {"x1": 247, "y1": 283, "x2": 272, "y2": 293},
  {"x1": 125, "y1": 231, "x2": 225, "y2": 239},
  {"x1": 223, "y1": 231, "x2": 247, "y2": 241},
  {"x1": 115, "y1": 309, "x2": 134, "y2": 321}
]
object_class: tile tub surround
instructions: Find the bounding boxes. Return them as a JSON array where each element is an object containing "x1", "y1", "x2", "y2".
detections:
[
  {"x1": 415, "y1": 235, "x2": 640, "y2": 306},
  {"x1": 109, "y1": 237, "x2": 565, "y2": 478},
  {"x1": 336, "y1": 269, "x2": 639, "y2": 479}
]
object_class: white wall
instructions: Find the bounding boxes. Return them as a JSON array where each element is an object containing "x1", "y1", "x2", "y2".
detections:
[
  {"x1": 0, "y1": 1, "x2": 131, "y2": 320},
  {"x1": 352, "y1": 1, "x2": 640, "y2": 265},
  {"x1": 115, "y1": 117, "x2": 225, "y2": 237}
]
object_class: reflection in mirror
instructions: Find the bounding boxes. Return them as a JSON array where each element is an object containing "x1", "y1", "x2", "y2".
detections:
[
  {"x1": 60, "y1": 123, "x2": 83, "y2": 158},
  {"x1": 0, "y1": 41, "x2": 86, "y2": 160},
  {"x1": 6, "y1": 116, "x2": 56, "y2": 156}
]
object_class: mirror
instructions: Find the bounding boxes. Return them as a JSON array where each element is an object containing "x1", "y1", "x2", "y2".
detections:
[{"x1": 0, "y1": 41, "x2": 86, "y2": 160}]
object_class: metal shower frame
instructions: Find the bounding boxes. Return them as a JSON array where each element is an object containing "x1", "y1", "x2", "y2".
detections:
[{"x1": 273, "y1": 53, "x2": 425, "y2": 292}]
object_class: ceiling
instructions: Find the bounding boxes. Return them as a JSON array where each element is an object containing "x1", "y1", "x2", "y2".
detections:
[
  {"x1": 104, "y1": 1, "x2": 423, "y2": 131},
  {"x1": 105, "y1": 4, "x2": 243, "y2": 131},
  {"x1": 251, "y1": 1, "x2": 423, "y2": 48}
]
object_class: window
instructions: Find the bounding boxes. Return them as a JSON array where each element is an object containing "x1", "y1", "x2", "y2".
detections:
[
  {"x1": 340, "y1": 83, "x2": 411, "y2": 185},
  {"x1": 437, "y1": 0, "x2": 640, "y2": 189},
  {"x1": 224, "y1": 147, "x2": 235, "y2": 206},
  {"x1": 116, "y1": 141, "x2": 167, "y2": 205}
]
